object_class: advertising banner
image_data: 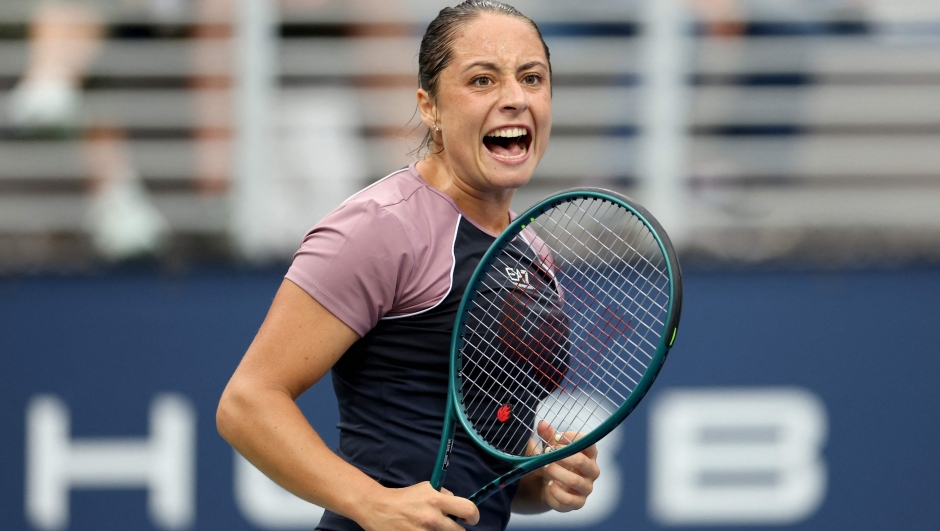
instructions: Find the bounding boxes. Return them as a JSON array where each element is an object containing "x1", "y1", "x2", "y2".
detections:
[{"x1": 2, "y1": 270, "x2": 937, "y2": 530}]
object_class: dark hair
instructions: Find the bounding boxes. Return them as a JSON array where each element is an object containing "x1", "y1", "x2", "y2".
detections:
[{"x1": 414, "y1": 1, "x2": 551, "y2": 156}]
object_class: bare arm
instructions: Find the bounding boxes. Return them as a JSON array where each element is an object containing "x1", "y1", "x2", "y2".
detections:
[{"x1": 217, "y1": 279, "x2": 478, "y2": 530}]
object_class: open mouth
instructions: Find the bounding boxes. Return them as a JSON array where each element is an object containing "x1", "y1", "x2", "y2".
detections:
[{"x1": 483, "y1": 127, "x2": 531, "y2": 160}]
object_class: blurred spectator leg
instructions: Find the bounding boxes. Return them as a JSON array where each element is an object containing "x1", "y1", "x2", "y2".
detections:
[
  {"x1": 83, "y1": 126, "x2": 169, "y2": 261},
  {"x1": 9, "y1": 1, "x2": 170, "y2": 261},
  {"x1": 7, "y1": 1, "x2": 103, "y2": 128},
  {"x1": 690, "y1": 0, "x2": 747, "y2": 37},
  {"x1": 192, "y1": 0, "x2": 233, "y2": 196}
]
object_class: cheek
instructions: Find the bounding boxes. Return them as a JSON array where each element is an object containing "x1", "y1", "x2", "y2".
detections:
[
  {"x1": 536, "y1": 96, "x2": 553, "y2": 127},
  {"x1": 445, "y1": 123, "x2": 482, "y2": 162},
  {"x1": 439, "y1": 96, "x2": 474, "y2": 134},
  {"x1": 528, "y1": 91, "x2": 552, "y2": 129},
  {"x1": 441, "y1": 103, "x2": 487, "y2": 153},
  {"x1": 538, "y1": 117, "x2": 552, "y2": 149}
]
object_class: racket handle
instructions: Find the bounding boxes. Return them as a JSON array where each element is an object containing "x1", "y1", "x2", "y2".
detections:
[{"x1": 468, "y1": 468, "x2": 527, "y2": 505}]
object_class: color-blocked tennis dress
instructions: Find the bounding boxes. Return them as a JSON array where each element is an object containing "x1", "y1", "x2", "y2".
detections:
[{"x1": 286, "y1": 162, "x2": 526, "y2": 531}]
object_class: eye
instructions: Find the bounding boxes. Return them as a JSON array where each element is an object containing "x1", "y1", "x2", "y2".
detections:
[
  {"x1": 471, "y1": 76, "x2": 493, "y2": 87},
  {"x1": 522, "y1": 74, "x2": 542, "y2": 85}
]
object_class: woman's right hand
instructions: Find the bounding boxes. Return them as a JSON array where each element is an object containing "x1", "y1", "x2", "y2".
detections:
[{"x1": 357, "y1": 482, "x2": 479, "y2": 531}]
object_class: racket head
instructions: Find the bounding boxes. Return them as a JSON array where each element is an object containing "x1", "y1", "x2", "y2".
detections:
[{"x1": 449, "y1": 188, "x2": 682, "y2": 474}]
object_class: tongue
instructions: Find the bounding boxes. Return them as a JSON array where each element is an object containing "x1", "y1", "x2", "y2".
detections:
[{"x1": 485, "y1": 137, "x2": 526, "y2": 158}]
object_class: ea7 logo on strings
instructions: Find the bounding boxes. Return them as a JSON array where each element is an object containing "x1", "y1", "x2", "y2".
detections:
[{"x1": 505, "y1": 267, "x2": 533, "y2": 289}]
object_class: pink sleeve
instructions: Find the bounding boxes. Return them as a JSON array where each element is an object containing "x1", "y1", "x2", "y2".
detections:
[{"x1": 285, "y1": 200, "x2": 415, "y2": 336}]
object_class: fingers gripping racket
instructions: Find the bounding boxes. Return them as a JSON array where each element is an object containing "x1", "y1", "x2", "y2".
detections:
[{"x1": 430, "y1": 188, "x2": 683, "y2": 505}]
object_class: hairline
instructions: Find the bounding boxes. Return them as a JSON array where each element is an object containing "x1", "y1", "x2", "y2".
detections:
[{"x1": 425, "y1": 10, "x2": 549, "y2": 97}]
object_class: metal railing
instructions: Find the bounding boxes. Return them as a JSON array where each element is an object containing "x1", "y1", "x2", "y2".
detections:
[{"x1": 0, "y1": 0, "x2": 938, "y2": 268}]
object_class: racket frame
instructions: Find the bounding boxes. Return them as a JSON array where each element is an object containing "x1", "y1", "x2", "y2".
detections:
[{"x1": 431, "y1": 188, "x2": 683, "y2": 504}]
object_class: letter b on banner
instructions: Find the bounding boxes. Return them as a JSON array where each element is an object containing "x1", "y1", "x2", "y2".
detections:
[{"x1": 649, "y1": 388, "x2": 827, "y2": 525}]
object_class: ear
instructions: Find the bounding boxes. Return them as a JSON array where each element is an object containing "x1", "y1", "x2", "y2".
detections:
[{"x1": 417, "y1": 88, "x2": 437, "y2": 130}]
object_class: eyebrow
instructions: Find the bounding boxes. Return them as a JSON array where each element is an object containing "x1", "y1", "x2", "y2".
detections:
[
  {"x1": 461, "y1": 60, "x2": 549, "y2": 75},
  {"x1": 517, "y1": 60, "x2": 548, "y2": 73}
]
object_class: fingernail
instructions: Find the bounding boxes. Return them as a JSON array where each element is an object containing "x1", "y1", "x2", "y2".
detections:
[
  {"x1": 554, "y1": 433, "x2": 562, "y2": 442},
  {"x1": 547, "y1": 480, "x2": 553, "y2": 487}
]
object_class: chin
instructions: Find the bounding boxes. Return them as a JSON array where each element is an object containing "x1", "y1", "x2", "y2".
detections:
[{"x1": 485, "y1": 165, "x2": 536, "y2": 191}]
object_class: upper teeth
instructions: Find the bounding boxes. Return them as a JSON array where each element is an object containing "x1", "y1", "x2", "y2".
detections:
[{"x1": 487, "y1": 127, "x2": 527, "y2": 138}]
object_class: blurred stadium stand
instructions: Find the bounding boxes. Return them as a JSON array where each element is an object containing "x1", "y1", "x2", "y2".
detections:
[{"x1": 0, "y1": 0, "x2": 938, "y2": 271}]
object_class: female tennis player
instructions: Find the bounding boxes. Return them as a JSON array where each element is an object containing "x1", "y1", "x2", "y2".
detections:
[{"x1": 217, "y1": 2, "x2": 600, "y2": 530}]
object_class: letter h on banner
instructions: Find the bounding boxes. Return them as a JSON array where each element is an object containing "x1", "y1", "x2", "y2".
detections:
[{"x1": 25, "y1": 394, "x2": 196, "y2": 530}]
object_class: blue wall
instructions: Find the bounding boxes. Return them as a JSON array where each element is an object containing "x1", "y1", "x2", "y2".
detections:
[{"x1": 2, "y1": 269, "x2": 938, "y2": 530}]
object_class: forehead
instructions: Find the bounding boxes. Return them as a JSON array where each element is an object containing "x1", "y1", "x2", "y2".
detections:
[{"x1": 448, "y1": 13, "x2": 547, "y2": 68}]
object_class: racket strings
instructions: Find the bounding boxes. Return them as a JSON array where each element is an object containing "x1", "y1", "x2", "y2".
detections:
[
  {"x1": 550, "y1": 201, "x2": 670, "y2": 317},
  {"x1": 461, "y1": 268, "x2": 621, "y2": 427},
  {"x1": 464, "y1": 310, "x2": 615, "y2": 424},
  {"x1": 516, "y1": 220, "x2": 661, "y2": 440},
  {"x1": 458, "y1": 197, "x2": 671, "y2": 456},
  {"x1": 538, "y1": 201, "x2": 670, "y2": 370},
  {"x1": 510, "y1": 203, "x2": 662, "y2": 416},
  {"x1": 458, "y1": 206, "x2": 664, "y2": 450},
  {"x1": 556, "y1": 200, "x2": 668, "y2": 354},
  {"x1": 461, "y1": 282, "x2": 647, "y2": 454},
  {"x1": 543, "y1": 201, "x2": 668, "y2": 339},
  {"x1": 459, "y1": 268, "x2": 623, "y2": 454},
  {"x1": 532, "y1": 198, "x2": 670, "y2": 438},
  {"x1": 460, "y1": 287, "x2": 618, "y2": 453},
  {"x1": 548, "y1": 230, "x2": 664, "y2": 357}
]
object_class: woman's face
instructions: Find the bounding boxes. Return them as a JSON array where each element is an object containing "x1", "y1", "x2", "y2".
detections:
[{"x1": 419, "y1": 13, "x2": 552, "y2": 196}]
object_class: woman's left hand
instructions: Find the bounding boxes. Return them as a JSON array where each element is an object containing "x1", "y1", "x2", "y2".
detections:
[{"x1": 532, "y1": 421, "x2": 600, "y2": 512}]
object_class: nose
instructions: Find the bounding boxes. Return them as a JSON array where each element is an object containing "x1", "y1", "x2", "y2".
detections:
[{"x1": 499, "y1": 78, "x2": 528, "y2": 114}]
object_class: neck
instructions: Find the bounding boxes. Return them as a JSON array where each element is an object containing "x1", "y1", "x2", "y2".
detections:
[{"x1": 416, "y1": 158, "x2": 514, "y2": 235}]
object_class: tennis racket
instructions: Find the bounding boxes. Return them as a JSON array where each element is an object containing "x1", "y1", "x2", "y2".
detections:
[{"x1": 429, "y1": 188, "x2": 682, "y2": 505}]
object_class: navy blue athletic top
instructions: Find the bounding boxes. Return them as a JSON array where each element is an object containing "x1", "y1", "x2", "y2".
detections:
[{"x1": 286, "y1": 163, "x2": 521, "y2": 531}]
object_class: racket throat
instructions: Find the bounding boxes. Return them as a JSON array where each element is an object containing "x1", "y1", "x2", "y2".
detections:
[
  {"x1": 431, "y1": 398, "x2": 459, "y2": 490},
  {"x1": 468, "y1": 467, "x2": 527, "y2": 505}
]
